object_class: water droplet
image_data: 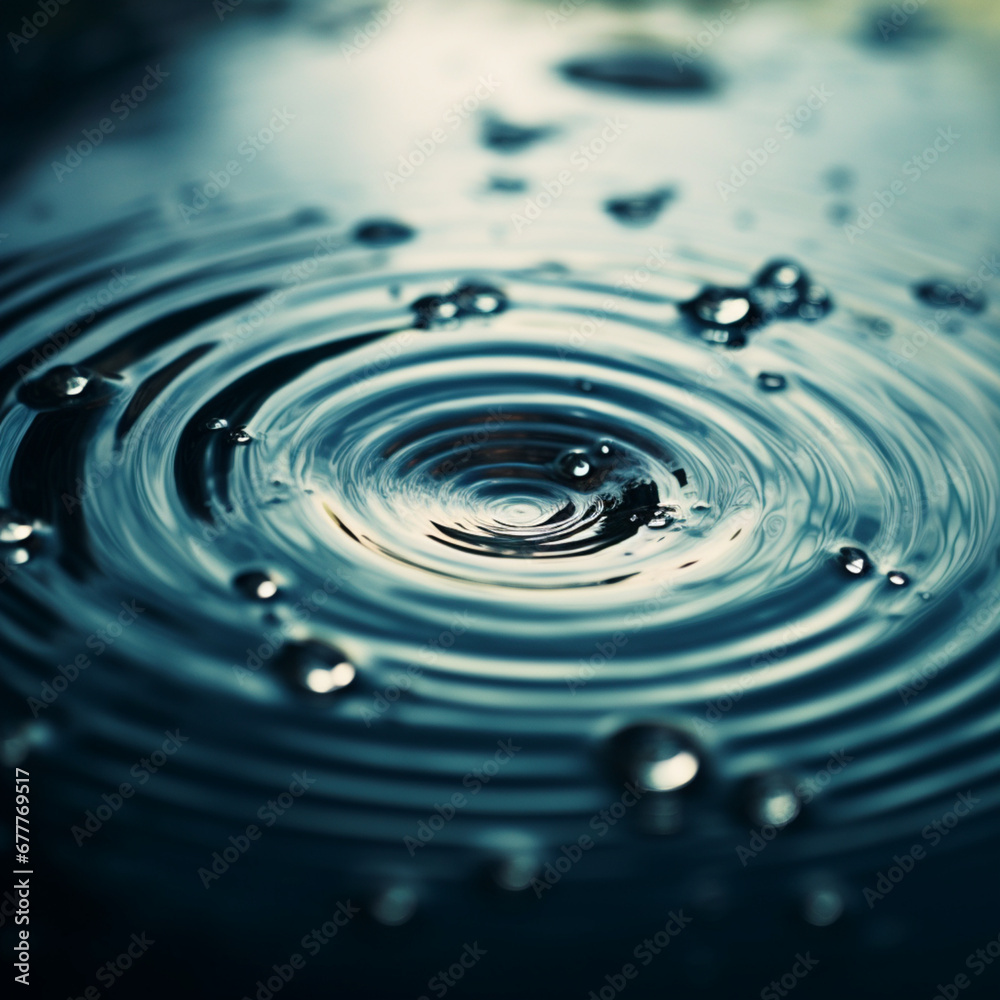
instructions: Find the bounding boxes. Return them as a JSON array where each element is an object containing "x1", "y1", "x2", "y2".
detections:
[
  {"x1": 228, "y1": 427, "x2": 252, "y2": 444},
  {"x1": 837, "y1": 546, "x2": 873, "y2": 577},
  {"x1": 757, "y1": 372, "x2": 787, "y2": 392},
  {"x1": 453, "y1": 282, "x2": 508, "y2": 317},
  {"x1": 646, "y1": 505, "x2": 678, "y2": 529},
  {"x1": 481, "y1": 115, "x2": 554, "y2": 153},
  {"x1": 560, "y1": 51, "x2": 714, "y2": 94},
  {"x1": 492, "y1": 854, "x2": 539, "y2": 891},
  {"x1": 0, "y1": 511, "x2": 33, "y2": 544},
  {"x1": 798, "y1": 283, "x2": 833, "y2": 321},
  {"x1": 750, "y1": 260, "x2": 832, "y2": 322},
  {"x1": 612, "y1": 723, "x2": 701, "y2": 792},
  {"x1": 234, "y1": 571, "x2": 278, "y2": 599},
  {"x1": 489, "y1": 176, "x2": 527, "y2": 193},
  {"x1": 680, "y1": 286, "x2": 761, "y2": 345},
  {"x1": 554, "y1": 449, "x2": 591, "y2": 481},
  {"x1": 283, "y1": 642, "x2": 357, "y2": 694},
  {"x1": 605, "y1": 187, "x2": 674, "y2": 226},
  {"x1": 411, "y1": 294, "x2": 460, "y2": 328},
  {"x1": 744, "y1": 773, "x2": 801, "y2": 829},
  {"x1": 19, "y1": 365, "x2": 110, "y2": 409},
  {"x1": 370, "y1": 886, "x2": 417, "y2": 926},
  {"x1": 913, "y1": 279, "x2": 986, "y2": 315},
  {"x1": 887, "y1": 571, "x2": 910, "y2": 587},
  {"x1": 205, "y1": 417, "x2": 229, "y2": 431},
  {"x1": 353, "y1": 219, "x2": 415, "y2": 247},
  {"x1": 802, "y1": 886, "x2": 844, "y2": 927}
]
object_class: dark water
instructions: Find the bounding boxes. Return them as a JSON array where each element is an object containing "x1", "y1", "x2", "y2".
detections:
[{"x1": 1, "y1": 2, "x2": 999, "y2": 998}]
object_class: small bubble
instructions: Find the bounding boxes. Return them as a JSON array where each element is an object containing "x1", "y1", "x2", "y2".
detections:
[
  {"x1": 0, "y1": 511, "x2": 33, "y2": 544},
  {"x1": 283, "y1": 641, "x2": 357, "y2": 695},
  {"x1": 205, "y1": 417, "x2": 229, "y2": 431},
  {"x1": 411, "y1": 294, "x2": 460, "y2": 328},
  {"x1": 802, "y1": 887, "x2": 844, "y2": 927},
  {"x1": 612, "y1": 723, "x2": 701, "y2": 792},
  {"x1": 228, "y1": 427, "x2": 253, "y2": 445},
  {"x1": 913, "y1": 279, "x2": 986, "y2": 315},
  {"x1": 680, "y1": 287, "x2": 759, "y2": 345},
  {"x1": 837, "y1": 546, "x2": 873, "y2": 577},
  {"x1": 646, "y1": 505, "x2": 679, "y2": 529},
  {"x1": 744, "y1": 773, "x2": 801, "y2": 829},
  {"x1": 453, "y1": 282, "x2": 508, "y2": 317},
  {"x1": 554, "y1": 449, "x2": 591, "y2": 481},
  {"x1": 887, "y1": 571, "x2": 910, "y2": 587},
  {"x1": 370, "y1": 886, "x2": 417, "y2": 926},
  {"x1": 234, "y1": 571, "x2": 278, "y2": 600},
  {"x1": 353, "y1": 219, "x2": 415, "y2": 247},
  {"x1": 19, "y1": 365, "x2": 110, "y2": 409},
  {"x1": 481, "y1": 115, "x2": 554, "y2": 153},
  {"x1": 605, "y1": 187, "x2": 674, "y2": 227},
  {"x1": 757, "y1": 372, "x2": 787, "y2": 392}
]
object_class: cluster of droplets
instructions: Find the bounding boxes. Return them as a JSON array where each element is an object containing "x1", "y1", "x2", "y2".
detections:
[
  {"x1": 836, "y1": 546, "x2": 910, "y2": 588},
  {"x1": 411, "y1": 281, "x2": 509, "y2": 328},
  {"x1": 681, "y1": 259, "x2": 833, "y2": 346}
]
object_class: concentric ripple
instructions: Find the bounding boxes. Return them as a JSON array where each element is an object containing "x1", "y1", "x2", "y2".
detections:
[{"x1": 1, "y1": 204, "x2": 998, "y2": 956}]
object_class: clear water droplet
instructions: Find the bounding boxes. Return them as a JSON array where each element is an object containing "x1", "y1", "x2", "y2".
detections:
[
  {"x1": 370, "y1": 886, "x2": 417, "y2": 926},
  {"x1": 681, "y1": 287, "x2": 759, "y2": 345},
  {"x1": 234, "y1": 571, "x2": 278, "y2": 600},
  {"x1": 605, "y1": 187, "x2": 674, "y2": 226},
  {"x1": 887, "y1": 571, "x2": 910, "y2": 587},
  {"x1": 411, "y1": 294, "x2": 461, "y2": 328},
  {"x1": 646, "y1": 505, "x2": 678, "y2": 529},
  {"x1": 613, "y1": 723, "x2": 701, "y2": 792},
  {"x1": 283, "y1": 642, "x2": 356, "y2": 694},
  {"x1": 745, "y1": 773, "x2": 801, "y2": 829},
  {"x1": 555, "y1": 449, "x2": 591, "y2": 481},
  {"x1": 0, "y1": 511, "x2": 33, "y2": 544},
  {"x1": 481, "y1": 115, "x2": 554, "y2": 153},
  {"x1": 913, "y1": 279, "x2": 986, "y2": 315},
  {"x1": 228, "y1": 427, "x2": 252, "y2": 445},
  {"x1": 353, "y1": 218, "x2": 415, "y2": 247},
  {"x1": 205, "y1": 417, "x2": 229, "y2": 431},
  {"x1": 757, "y1": 372, "x2": 788, "y2": 392},
  {"x1": 19, "y1": 365, "x2": 110, "y2": 409},
  {"x1": 453, "y1": 282, "x2": 508, "y2": 317},
  {"x1": 837, "y1": 546, "x2": 873, "y2": 577}
]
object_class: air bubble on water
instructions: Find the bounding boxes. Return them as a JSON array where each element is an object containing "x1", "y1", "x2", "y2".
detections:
[
  {"x1": 750, "y1": 260, "x2": 832, "y2": 322},
  {"x1": 554, "y1": 449, "x2": 592, "y2": 481},
  {"x1": 887, "y1": 571, "x2": 910, "y2": 587},
  {"x1": 282, "y1": 641, "x2": 356, "y2": 695},
  {"x1": 492, "y1": 854, "x2": 539, "y2": 891},
  {"x1": 411, "y1": 294, "x2": 461, "y2": 328},
  {"x1": 646, "y1": 505, "x2": 678, "y2": 529},
  {"x1": 744, "y1": 774, "x2": 801, "y2": 829},
  {"x1": 837, "y1": 546, "x2": 873, "y2": 577},
  {"x1": 0, "y1": 511, "x2": 33, "y2": 544},
  {"x1": 913, "y1": 279, "x2": 986, "y2": 315},
  {"x1": 481, "y1": 115, "x2": 554, "y2": 153},
  {"x1": 757, "y1": 372, "x2": 787, "y2": 392},
  {"x1": 559, "y1": 51, "x2": 714, "y2": 94},
  {"x1": 228, "y1": 427, "x2": 253, "y2": 445},
  {"x1": 370, "y1": 886, "x2": 417, "y2": 926},
  {"x1": 802, "y1": 886, "x2": 844, "y2": 927},
  {"x1": 605, "y1": 187, "x2": 674, "y2": 226},
  {"x1": 20, "y1": 365, "x2": 108, "y2": 408},
  {"x1": 205, "y1": 417, "x2": 229, "y2": 431},
  {"x1": 234, "y1": 571, "x2": 278, "y2": 600},
  {"x1": 612, "y1": 723, "x2": 702, "y2": 792},
  {"x1": 453, "y1": 282, "x2": 508, "y2": 317},
  {"x1": 352, "y1": 218, "x2": 415, "y2": 247}
]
